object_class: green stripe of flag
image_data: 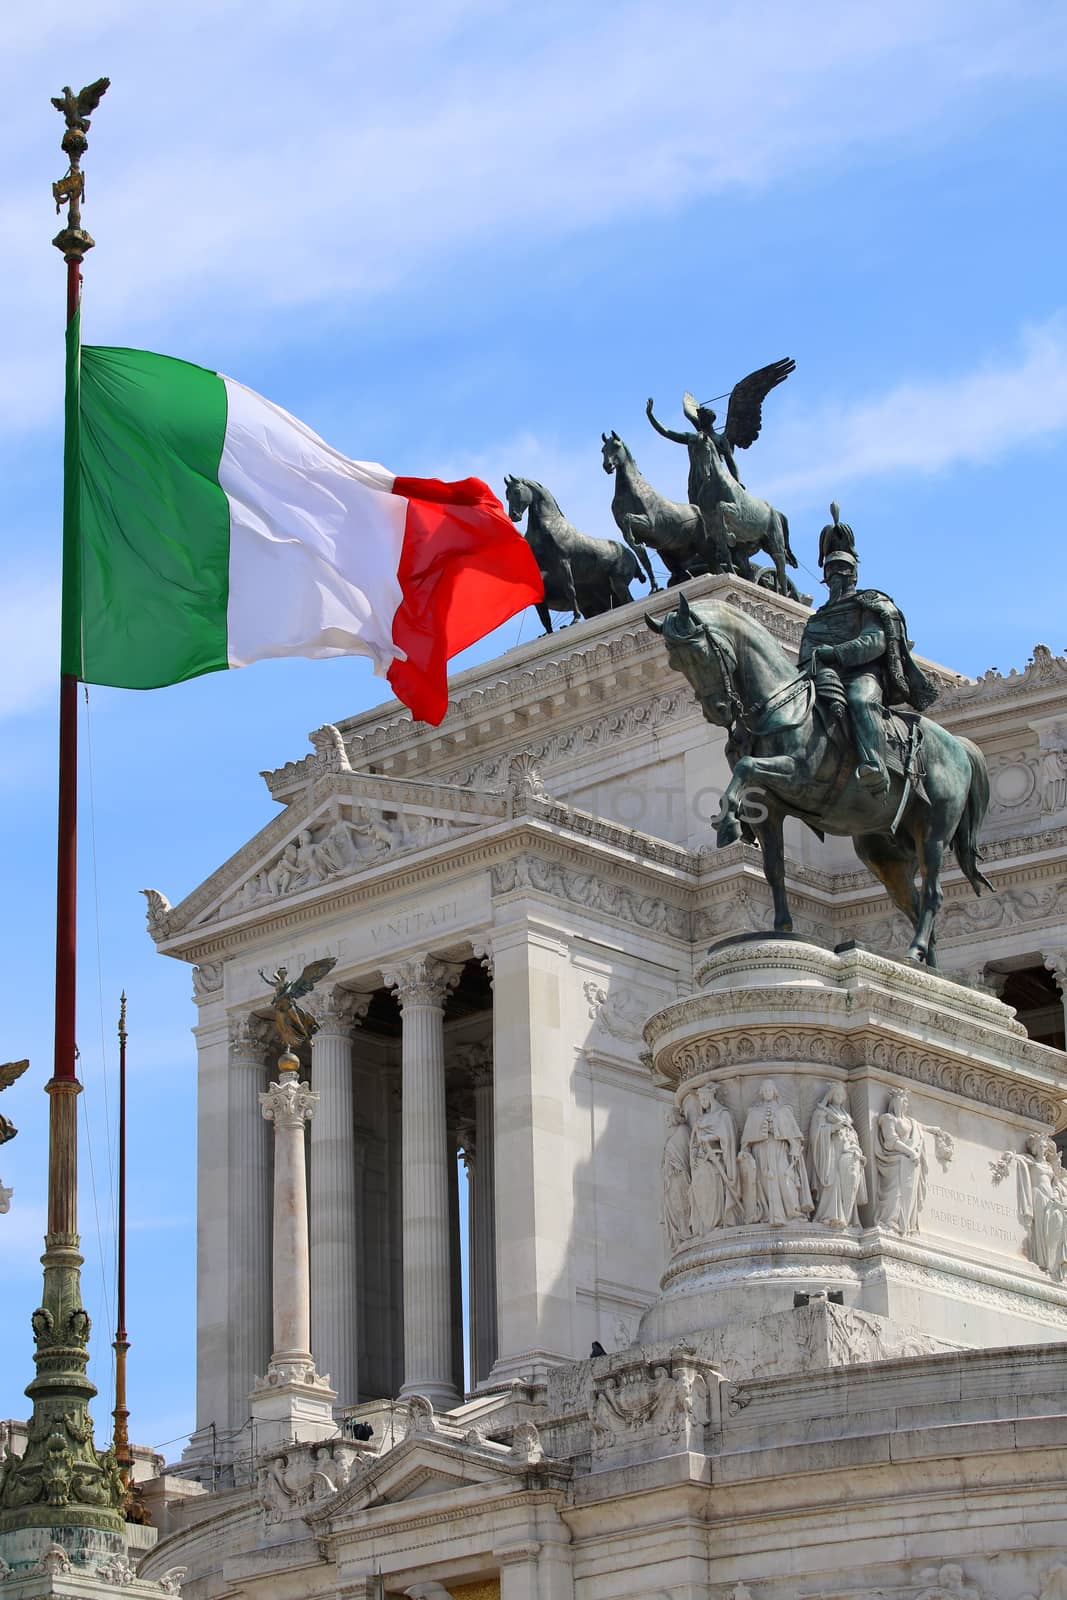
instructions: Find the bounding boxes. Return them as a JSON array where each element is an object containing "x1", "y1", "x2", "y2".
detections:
[{"x1": 62, "y1": 318, "x2": 234, "y2": 688}]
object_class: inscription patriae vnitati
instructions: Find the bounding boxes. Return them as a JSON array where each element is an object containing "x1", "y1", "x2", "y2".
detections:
[
  {"x1": 370, "y1": 899, "x2": 460, "y2": 949},
  {"x1": 925, "y1": 1180, "x2": 1022, "y2": 1248}
]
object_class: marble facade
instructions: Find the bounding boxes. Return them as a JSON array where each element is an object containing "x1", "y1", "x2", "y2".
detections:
[{"x1": 125, "y1": 574, "x2": 1067, "y2": 1598}]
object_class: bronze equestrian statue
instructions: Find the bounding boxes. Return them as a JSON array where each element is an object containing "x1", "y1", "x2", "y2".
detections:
[{"x1": 647, "y1": 546, "x2": 993, "y2": 966}]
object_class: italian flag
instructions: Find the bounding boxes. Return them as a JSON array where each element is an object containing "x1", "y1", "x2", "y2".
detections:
[{"x1": 62, "y1": 314, "x2": 542, "y2": 725}]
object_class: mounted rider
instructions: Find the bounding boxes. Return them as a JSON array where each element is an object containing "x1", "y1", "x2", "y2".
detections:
[{"x1": 798, "y1": 519, "x2": 937, "y2": 796}]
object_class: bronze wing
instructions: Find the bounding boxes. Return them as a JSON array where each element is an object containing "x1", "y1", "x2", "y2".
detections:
[
  {"x1": 723, "y1": 358, "x2": 796, "y2": 450},
  {"x1": 0, "y1": 1059, "x2": 29, "y2": 1092},
  {"x1": 288, "y1": 957, "x2": 338, "y2": 1000}
]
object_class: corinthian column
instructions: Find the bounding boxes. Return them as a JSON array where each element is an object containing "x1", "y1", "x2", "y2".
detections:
[
  {"x1": 309, "y1": 987, "x2": 369, "y2": 1414},
  {"x1": 1045, "y1": 951, "x2": 1067, "y2": 1043},
  {"x1": 384, "y1": 955, "x2": 463, "y2": 1409},
  {"x1": 249, "y1": 1052, "x2": 336, "y2": 1454},
  {"x1": 227, "y1": 1014, "x2": 273, "y2": 1440}
]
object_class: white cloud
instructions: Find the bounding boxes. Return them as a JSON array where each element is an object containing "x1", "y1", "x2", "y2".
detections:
[
  {"x1": 759, "y1": 313, "x2": 1067, "y2": 506},
  {"x1": 1, "y1": 1, "x2": 1065, "y2": 433},
  {"x1": 465, "y1": 313, "x2": 1067, "y2": 534}
]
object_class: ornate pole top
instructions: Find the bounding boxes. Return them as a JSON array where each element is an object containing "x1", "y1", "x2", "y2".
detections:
[{"x1": 51, "y1": 78, "x2": 109, "y2": 261}]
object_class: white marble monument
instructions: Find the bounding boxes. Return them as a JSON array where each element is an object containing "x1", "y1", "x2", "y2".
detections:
[{"x1": 123, "y1": 574, "x2": 1067, "y2": 1599}]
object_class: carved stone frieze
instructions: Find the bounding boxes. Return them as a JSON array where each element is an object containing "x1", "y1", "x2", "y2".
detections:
[
  {"x1": 213, "y1": 807, "x2": 459, "y2": 923},
  {"x1": 492, "y1": 855, "x2": 690, "y2": 940},
  {"x1": 657, "y1": 1020, "x2": 1058, "y2": 1125}
]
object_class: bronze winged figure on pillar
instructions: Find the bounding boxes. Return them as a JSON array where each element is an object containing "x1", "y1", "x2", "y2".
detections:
[{"x1": 259, "y1": 960, "x2": 337, "y2": 1051}]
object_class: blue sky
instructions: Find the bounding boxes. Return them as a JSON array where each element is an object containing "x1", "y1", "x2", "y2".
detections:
[{"x1": 1, "y1": 1, "x2": 1066, "y2": 1456}]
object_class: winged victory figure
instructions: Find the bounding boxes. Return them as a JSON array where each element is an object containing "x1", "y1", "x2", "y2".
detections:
[
  {"x1": 647, "y1": 357, "x2": 795, "y2": 493},
  {"x1": 259, "y1": 959, "x2": 338, "y2": 1051}
]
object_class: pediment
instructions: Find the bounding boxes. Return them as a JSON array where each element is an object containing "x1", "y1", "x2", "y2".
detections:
[
  {"x1": 145, "y1": 770, "x2": 510, "y2": 941},
  {"x1": 309, "y1": 1437, "x2": 527, "y2": 1521}
]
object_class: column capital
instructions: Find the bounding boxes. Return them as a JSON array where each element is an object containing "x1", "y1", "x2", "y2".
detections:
[
  {"x1": 1044, "y1": 950, "x2": 1067, "y2": 994},
  {"x1": 229, "y1": 1012, "x2": 274, "y2": 1064},
  {"x1": 384, "y1": 955, "x2": 463, "y2": 1011},
  {"x1": 472, "y1": 939, "x2": 495, "y2": 988},
  {"x1": 309, "y1": 984, "x2": 371, "y2": 1036},
  {"x1": 261, "y1": 1071, "x2": 318, "y2": 1129}
]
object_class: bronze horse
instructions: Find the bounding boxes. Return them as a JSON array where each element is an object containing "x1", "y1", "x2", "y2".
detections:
[{"x1": 648, "y1": 594, "x2": 993, "y2": 965}]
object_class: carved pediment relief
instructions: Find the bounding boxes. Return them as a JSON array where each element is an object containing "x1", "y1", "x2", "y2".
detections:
[{"x1": 308, "y1": 1436, "x2": 529, "y2": 1522}]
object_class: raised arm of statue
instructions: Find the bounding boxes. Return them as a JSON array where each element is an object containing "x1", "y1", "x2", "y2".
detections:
[{"x1": 646, "y1": 398, "x2": 691, "y2": 446}]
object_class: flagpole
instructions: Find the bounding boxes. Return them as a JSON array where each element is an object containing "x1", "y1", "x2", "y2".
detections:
[
  {"x1": 112, "y1": 993, "x2": 133, "y2": 1493},
  {"x1": 0, "y1": 78, "x2": 126, "y2": 1546}
]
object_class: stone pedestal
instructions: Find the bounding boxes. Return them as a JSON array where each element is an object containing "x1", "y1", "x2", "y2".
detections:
[
  {"x1": 639, "y1": 938, "x2": 1067, "y2": 1350},
  {"x1": 249, "y1": 1057, "x2": 336, "y2": 1455}
]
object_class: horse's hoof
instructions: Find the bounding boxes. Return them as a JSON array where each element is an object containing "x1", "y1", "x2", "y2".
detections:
[
  {"x1": 906, "y1": 944, "x2": 926, "y2": 964},
  {"x1": 717, "y1": 819, "x2": 743, "y2": 847}
]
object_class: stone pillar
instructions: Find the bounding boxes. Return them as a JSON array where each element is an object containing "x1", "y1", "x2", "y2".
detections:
[
  {"x1": 249, "y1": 1054, "x2": 336, "y2": 1454},
  {"x1": 470, "y1": 1052, "x2": 498, "y2": 1385},
  {"x1": 226, "y1": 1014, "x2": 273, "y2": 1444},
  {"x1": 496, "y1": 1538, "x2": 574, "y2": 1600},
  {"x1": 309, "y1": 986, "x2": 369, "y2": 1414},
  {"x1": 488, "y1": 921, "x2": 576, "y2": 1381},
  {"x1": 384, "y1": 956, "x2": 463, "y2": 1410}
]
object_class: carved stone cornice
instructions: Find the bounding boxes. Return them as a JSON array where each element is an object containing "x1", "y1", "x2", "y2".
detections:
[
  {"x1": 383, "y1": 955, "x2": 464, "y2": 1011},
  {"x1": 936, "y1": 643, "x2": 1067, "y2": 713}
]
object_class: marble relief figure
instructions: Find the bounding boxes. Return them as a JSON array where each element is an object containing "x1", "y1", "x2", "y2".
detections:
[
  {"x1": 1016, "y1": 1134, "x2": 1067, "y2": 1281},
  {"x1": 662, "y1": 1107, "x2": 693, "y2": 1253},
  {"x1": 873, "y1": 1088, "x2": 928, "y2": 1235},
  {"x1": 808, "y1": 1084, "x2": 868, "y2": 1228},
  {"x1": 689, "y1": 1085, "x2": 741, "y2": 1232},
  {"x1": 739, "y1": 1081, "x2": 813, "y2": 1224}
]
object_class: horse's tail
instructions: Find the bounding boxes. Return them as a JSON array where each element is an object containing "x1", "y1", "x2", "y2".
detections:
[
  {"x1": 780, "y1": 512, "x2": 799, "y2": 569},
  {"x1": 952, "y1": 737, "x2": 996, "y2": 896}
]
